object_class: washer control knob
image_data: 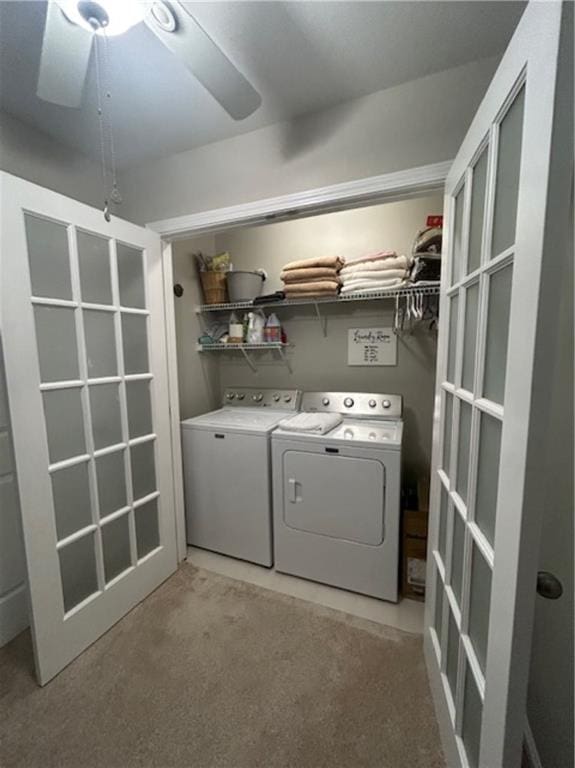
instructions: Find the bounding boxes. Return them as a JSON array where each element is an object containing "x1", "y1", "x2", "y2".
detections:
[
  {"x1": 283, "y1": 395, "x2": 292, "y2": 403},
  {"x1": 368, "y1": 399, "x2": 377, "y2": 408},
  {"x1": 343, "y1": 397, "x2": 354, "y2": 408},
  {"x1": 226, "y1": 392, "x2": 235, "y2": 400},
  {"x1": 236, "y1": 393, "x2": 245, "y2": 401},
  {"x1": 382, "y1": 399, "x2": 391, "y2": 409},
  {"x1": 322, "y1": 397, "x2": 330, "y2": 406},
  {"x1": 273, "y1": 394, "x2": 280, "y2": 402},
  {"x1": 255, "y1": 393, "x2": 264, "y2": 402}
]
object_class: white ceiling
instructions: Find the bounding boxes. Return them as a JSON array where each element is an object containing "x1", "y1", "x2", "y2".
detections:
[{"x1": 0, "y1": 1, "x2": 524, "y2": 169}]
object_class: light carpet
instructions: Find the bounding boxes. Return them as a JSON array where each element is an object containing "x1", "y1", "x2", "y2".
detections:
[{"x1": 0, "y1": 564, "x2": 444, "y2": 768}]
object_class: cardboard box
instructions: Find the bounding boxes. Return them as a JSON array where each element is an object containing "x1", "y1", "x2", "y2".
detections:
[{"x1": 402, "y1": 507, "x2": 429, "y2": 601}]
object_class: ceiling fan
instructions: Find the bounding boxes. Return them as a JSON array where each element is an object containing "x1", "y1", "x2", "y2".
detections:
[{"x1": 36, "y1": 0, "x2": 262, "y2": 120}]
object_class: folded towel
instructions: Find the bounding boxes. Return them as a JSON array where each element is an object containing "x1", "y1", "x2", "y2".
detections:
[
  {"x1": 341, "y1": 269, "x2": 409, "y2": 285},
  {"x1": 286, "y1": 276, "x2": 342, "y2": 286},
  {"x1": 340, "y1": 255, "x2": 412, "y2": 276},
  {"x1": 342, "y1": 251, "x2": 397, "y2": 269},
  {"x1": 340, "y1": 278, "x2": 406, "y2": 295},
  {"x1": 278, "y1": 412, "x2": 343, "y2": 434},
  {"x1": 282, "y1": 255, "x2": 345, "y2": 272},
  {"x1": 284, "y1": 280, "x2": 340, "y2": 295},
  {"x1": 281, "y1": 267, "x2": 340, "y2": 283}
]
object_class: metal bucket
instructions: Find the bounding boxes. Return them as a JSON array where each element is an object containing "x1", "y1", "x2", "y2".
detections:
[{"x1": 226, "y1": 271, "x2": 265, "y2": 302}]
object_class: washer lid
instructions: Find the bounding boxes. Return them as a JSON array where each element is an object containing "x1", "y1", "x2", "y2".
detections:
[{"x1": 181, "y1": 407, "x2": 288, "y2": 434}]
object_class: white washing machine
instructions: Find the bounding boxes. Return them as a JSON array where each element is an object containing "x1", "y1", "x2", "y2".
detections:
[
  {"x1": 181, "y1": 388, "x2": 300, "y2": 566},
  {"x1": 272, "y1": 391, "x2": 403, "y2": 601}
]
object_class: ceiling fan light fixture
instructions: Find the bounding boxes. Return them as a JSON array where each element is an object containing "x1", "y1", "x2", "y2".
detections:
[
  {"x1": 150, "y1": 2, "x2": 177, "y2": 33},
  {"x1": 55, "y1": 0, "x2": 146, "y2": 36}
]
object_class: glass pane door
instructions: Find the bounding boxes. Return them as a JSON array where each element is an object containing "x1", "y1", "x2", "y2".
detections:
[
  {"x1": 1, "y1": 175, "x2": 177, "y2": 684},
  {"x1": 425, "y1": 4, "x2": 564, "y2": 766},
  {"x1": 431, "y1": 87, "x2": 524, "y2": 764}
]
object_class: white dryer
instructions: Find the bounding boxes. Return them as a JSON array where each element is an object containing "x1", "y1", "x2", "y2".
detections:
[
  {"x1": 272, "y1": 392, "x2": 403, "y2": 601},
  {"x1": 181, "y1": 388, "x2": 300, "y2": 566}
]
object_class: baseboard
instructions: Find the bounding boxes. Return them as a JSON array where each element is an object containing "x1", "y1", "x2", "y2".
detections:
[{"x1": 0, "y1": 582, "x2": 29, "y2": 647}]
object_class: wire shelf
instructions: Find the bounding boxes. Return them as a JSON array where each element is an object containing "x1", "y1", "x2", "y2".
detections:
[
  {"x1": 196, "y1": 283, "x2": 440, "y2": 313},
  {"x1": 196, "y1": 342, "x2": 290, "y2": 351},
  {"x1": 196, "y1": 342, "x2": 293, "y2": 372}
]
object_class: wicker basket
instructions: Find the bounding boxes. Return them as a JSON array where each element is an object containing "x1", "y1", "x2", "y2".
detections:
[{"x1": 199, "y1": 270, "x2": 228, "y2": 305}]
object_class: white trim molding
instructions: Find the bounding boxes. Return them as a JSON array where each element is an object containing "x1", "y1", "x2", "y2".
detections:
[{"x1": 147, "y1": 160, "x2": 452, "y2": 238}]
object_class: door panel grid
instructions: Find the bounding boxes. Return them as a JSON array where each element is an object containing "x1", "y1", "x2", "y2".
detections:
[
  {"x1": 2, "y1": 173, "x2": 178, "y2": 684},
  {"x1": 429, "y1": 77, "x2": 526, "y2": 766},
  {"x1": 26, "y1": 214, "x2": 161, "y2": 611}
]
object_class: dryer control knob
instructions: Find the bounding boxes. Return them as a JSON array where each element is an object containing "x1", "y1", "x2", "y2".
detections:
[
  {"x1": 254, "y1": 393, "x2": 264, "y2": 402},
  {"x1": 368, "y1": 399, "x2": 377, "y2": 408},
  {"x1": 283, "y1": 395, "x2": 292, "y2": 403},
  {"x1": 322, "y1": 397, "x2": 330, "y2": 406},
  {"x1": 343, "y1": 397, "x2": 354, "y2": 408},
  {"x1": 273, "y1": 394, "x2": 280, "y2": 402},
  {"x1": 237, "y1": 393, "x2": 245, "y2": 400},
  {"x1": 382, "y1": 399, "x2": 391, "y2": 409},
  {"x1": 226, "y1": 393, "x2": 235, "y2": 400}
]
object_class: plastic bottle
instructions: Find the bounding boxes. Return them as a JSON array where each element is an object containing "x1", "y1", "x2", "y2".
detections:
[
  {"x1": 228, "y1": 312, "x2": 243, "y2": 343},
  {"x1": 265, "y1": 313, "x2": 281, "y2": 343},
  {"x1": 247, "y1": 311, "x2": 266, "y2": 343}
]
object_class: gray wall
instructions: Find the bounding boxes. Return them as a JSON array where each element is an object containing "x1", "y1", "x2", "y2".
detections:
[
  {"x1": 172, "y1": 237, "x2": 221, "y2": 420},
  {"x1": 525, "y1": 12, "x2": 573, "y2": 766},
  {"x1": 121, "y1": 57, "x2": 498, "y2": 225},
  {"x1": 175, "y1": 195, "x2": 442, "y2": 485},
  {"x1": 526, "y1": 191, "x2": 573, "y2": 767},
  {"x1": 0, "y1": 111, "x2": 109, "y2": 210}
]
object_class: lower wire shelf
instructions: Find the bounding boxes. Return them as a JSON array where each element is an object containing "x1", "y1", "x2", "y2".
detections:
[{"x1": 196, "y1": 342, "x2": 293, "y2": 373}]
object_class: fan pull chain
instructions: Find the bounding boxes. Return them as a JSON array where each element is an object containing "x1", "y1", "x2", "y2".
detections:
[
  {"x1": 93, "y1": 32, "x2": 110, "y2": 220},
  {"x1": 93, "y1": 27, "x2": 121, "y2": 221},
  {"x1": 102, "y1": 30, "x2": 121, "y2": 206}
]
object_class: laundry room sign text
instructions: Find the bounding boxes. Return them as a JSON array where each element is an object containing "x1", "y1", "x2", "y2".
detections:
[{"x1": 347, "y1": 327, "x2": 397, "y2": 366}]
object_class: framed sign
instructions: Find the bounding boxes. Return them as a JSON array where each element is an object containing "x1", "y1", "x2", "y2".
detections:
[{"x1": 347, "y1": 327, "x2": 397, "y2": 366}]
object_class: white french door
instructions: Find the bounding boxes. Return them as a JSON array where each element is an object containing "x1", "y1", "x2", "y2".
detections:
[
  {"x1": 0, "y1": 173, "x2": 178, "y2": 684},
  {"x1": 425, "y1": 3, "x2": 567, "y2": 768}
]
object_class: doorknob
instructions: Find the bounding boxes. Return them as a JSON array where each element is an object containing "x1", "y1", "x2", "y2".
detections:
[{"x1": 536, "y1": 571, "x2": 563, "y2": 600}]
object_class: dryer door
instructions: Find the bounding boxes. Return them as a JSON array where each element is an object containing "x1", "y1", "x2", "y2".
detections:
[{"x1": 283, "y1": 451, "x2": 385, "y2": 545}]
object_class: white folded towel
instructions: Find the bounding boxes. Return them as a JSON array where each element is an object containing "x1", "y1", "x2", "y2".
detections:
[
  {"x1": 340, "y1": 278, "x2": 406, "y2": 295},
  {"x1": 343, "y1": 250, "x2": 397, "y2": 268},
  {"x1": 278, "y1": 412, "x2": 343, "y2": 434},
  {"x1": 341, "y1": 269, "x2": 409, "y2": 284},
  {"x1": 340, "y1": 255, "x2": 412, "y2": 276}
]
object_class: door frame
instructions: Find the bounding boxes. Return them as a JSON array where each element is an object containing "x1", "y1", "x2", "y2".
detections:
[{"x1": 149, "y1": 160, "x2": 452, "y2": 561}]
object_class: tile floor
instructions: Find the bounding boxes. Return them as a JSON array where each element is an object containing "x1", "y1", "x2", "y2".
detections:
[{"x1": 187, "y1": 546, "x2": 425, "y2": 634}]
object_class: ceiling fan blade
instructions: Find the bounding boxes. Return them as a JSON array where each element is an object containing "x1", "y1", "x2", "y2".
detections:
[
  {"x1": 145, "y1": 2, "x2": 261, "y2": 120},
  {"x1": 37, "y1": 1, "x2": 93, "y2": 108}
]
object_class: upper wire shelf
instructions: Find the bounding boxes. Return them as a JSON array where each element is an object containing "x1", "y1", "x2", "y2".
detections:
[{"x1": 196, "y1": 283, "x2": 440, "y2": 313}]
